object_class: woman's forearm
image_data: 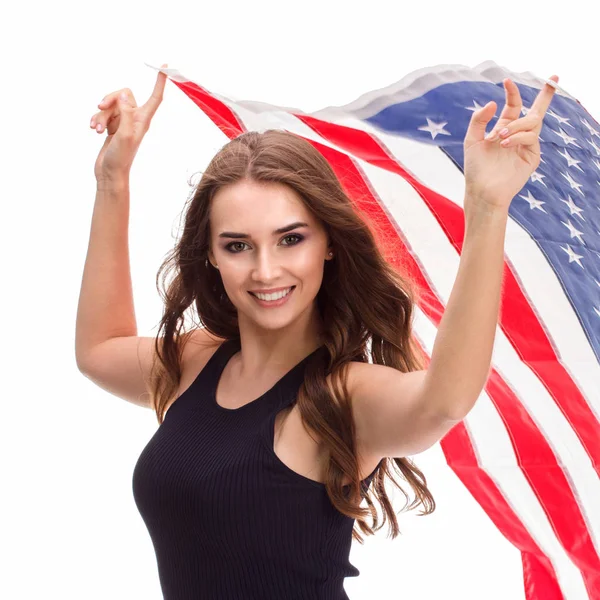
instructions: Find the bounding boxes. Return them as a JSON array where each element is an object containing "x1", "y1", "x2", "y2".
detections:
[
  {"x1": 424, "y1": 199, "x2": 509, "y2": 420},
  {"x1": 75, "y1": 180, "x2": 137, "y2": 369}
]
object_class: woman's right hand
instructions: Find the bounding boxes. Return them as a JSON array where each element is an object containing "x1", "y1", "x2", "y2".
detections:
[{"x1": 91, "y1": 63, "x2": 169, "y2": 184}]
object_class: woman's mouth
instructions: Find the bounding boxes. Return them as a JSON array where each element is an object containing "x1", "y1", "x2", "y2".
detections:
[{"x1": 249, "y1": 286, "x2": 295, "y2": 308}]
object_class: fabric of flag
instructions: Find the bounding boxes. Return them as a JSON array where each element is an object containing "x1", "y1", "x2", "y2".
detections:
[{"x1": 146, "y1": 61, "x2": 600, "y2": 600}]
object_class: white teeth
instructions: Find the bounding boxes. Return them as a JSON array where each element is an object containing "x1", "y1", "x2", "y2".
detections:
[{"x1": 253, "y1": 287, "x2": 292, "y2": 301}]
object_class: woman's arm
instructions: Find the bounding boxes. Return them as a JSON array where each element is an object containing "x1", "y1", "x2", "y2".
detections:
[
  {"x1": 76, "y1": 69, "x2": 167, "y2": 369},
  {"x1": 423, "y1": 75, "x2": 558, "y2": 419},
  {"x1": 75, "y1": 180, "x2": 137, "y2": 369},
  {"x1": 422, "y1": 200, "x2": 508, "y2": 420}
]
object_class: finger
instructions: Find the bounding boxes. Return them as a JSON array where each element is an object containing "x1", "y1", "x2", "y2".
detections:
[
  {"x1": 496, "y1": 114, "x2": 542, "y2": 140},
  {"x1": 529, "y1": 75, "x2": 559, "y2": 118},
  {"x1": 91, "y1": 103, "x2": 120, "y2": 134},
  {"x1": 141, "y1": 63, "x2": 169, "y2": 118},
  {"x1": 90, "y1": 108, "x2": 111, "y2": 133},
  {"x1": 98, "y1": 88, "x2": 138, "y2": 110},
  {"x1": 484, "y1": 117, "x2": 511, "y2": 142},
  {"x1": 496, "y1": 78, "x2": 523, "y2": 124},
  {"x1": 465, "y1": 100, "x2": 497, "y2": 144},
  {"x1": 116, "y1": 92, "x2": 134, "y2": 137},
  {"x1": 499, "y1": 130, "x2": 538, "y2": 148},
  {"x1": 93, "y1": 89, "x2": 137, "y2": 133}
]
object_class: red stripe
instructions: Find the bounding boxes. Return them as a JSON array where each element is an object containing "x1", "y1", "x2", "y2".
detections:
[
  {"x1": 171, "y1": 80, "x2": 246, "y2": 138},
  {"x1": 174, "y1": 81, "x2": 599, "y2": 597}
]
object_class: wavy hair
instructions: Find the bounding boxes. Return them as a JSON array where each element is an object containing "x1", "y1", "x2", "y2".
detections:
[{"x1": 147, "y1": 129, "x2": 435, "y2": 543}]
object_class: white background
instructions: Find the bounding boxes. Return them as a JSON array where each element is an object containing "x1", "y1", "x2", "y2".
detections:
[{"x1": 3, "y1": 0, "x2": 597, "y2": 598}]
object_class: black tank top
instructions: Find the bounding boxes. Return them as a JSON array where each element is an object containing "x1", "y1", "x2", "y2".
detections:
[{"x1": 132, "y1": 338, "x2": 381, "y2": 599}]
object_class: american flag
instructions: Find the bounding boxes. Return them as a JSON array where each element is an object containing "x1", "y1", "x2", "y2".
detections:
[{"x1": 147, "y1": 61, "x2": 600, "y2": 600}]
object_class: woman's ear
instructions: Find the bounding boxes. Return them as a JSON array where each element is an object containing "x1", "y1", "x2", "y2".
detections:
[{"x1": 207, "y1": 249, "x2": 217, "y2": 269}]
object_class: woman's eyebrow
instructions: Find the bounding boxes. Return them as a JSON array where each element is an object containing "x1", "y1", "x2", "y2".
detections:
[{"x1": 218, "y1": 221, "x2": 309, "y2": 239}]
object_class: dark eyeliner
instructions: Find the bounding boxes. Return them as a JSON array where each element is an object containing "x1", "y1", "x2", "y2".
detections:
[{"x1": 224, "y1": 233, "x2": 304, "y2": 254}]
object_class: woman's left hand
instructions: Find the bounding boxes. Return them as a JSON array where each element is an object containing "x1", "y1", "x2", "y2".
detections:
[{"x1": 463, "y1": 74, "x2": 559, "y2": 212}]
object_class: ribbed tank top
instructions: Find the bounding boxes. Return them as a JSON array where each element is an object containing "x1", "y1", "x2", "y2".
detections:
[{"x1": 132, "y1": 338, "x2": 381, "y2": 599}]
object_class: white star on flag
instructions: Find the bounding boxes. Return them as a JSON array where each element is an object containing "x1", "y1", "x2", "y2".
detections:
[{"x1": 417, "y1": 117, "x2": 451, "y2": 139}]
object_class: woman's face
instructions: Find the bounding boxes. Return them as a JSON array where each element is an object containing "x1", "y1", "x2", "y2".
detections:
[{"x1": 208, "y1": 179, "x2": 333, "y2": 330}]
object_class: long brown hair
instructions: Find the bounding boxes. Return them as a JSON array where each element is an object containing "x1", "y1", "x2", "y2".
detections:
[{"x1": 147, "y1": 129, "x2": 435, "y2": 543}]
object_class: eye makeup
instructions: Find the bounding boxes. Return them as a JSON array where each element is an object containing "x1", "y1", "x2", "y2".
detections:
[{"x1": 224, "y1": 233, "x2": 305, "y2": 254}]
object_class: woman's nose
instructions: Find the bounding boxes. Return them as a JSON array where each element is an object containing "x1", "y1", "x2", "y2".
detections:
[{"x1": 252, "y1": 252, "x2": 282, "y2": 280}]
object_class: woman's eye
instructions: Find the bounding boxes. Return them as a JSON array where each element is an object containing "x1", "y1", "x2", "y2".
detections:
[
  {"x1": 225, "y1": 234, "x2": 304, "y2": 253},
  {"x1": 281, "y1": 233, "x2": 304, "y2": 246},
  {"x1": 226, "y1": 242, "x2": 247, "y2": 253}
]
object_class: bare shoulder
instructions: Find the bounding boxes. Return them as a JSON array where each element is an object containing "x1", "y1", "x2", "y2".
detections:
[
  {"x1": 184, "y1": 328, "x2": 228, "y2": 356},
  {"x1": 178, "y1": 328, "x2": 229, "y2": 382},
  {"x1": 157, "y1": 328, "x2": 226, "y2": 377},
  {"x1": 341, "y1": 360, "x2": 460, "y2": 459},
  {"x1": 166, "y1": 329, "x2": 228, "y2": 413}
]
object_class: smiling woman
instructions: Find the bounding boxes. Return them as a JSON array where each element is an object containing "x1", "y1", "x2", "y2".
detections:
[{"x1": 143, "y1": 129, "x2": 430, "y2": 500}]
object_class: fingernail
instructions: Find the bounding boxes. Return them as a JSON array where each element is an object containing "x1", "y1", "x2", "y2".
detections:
[
  {"x1": 120, "y1": 92, "x2": 128, "y2": 102},
  {"x1": 500, "y1": 128, "x2": 509, "y2": 137}
]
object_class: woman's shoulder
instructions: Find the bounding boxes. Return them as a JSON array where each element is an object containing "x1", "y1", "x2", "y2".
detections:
[
  {"x1": 166, "y1": 330, "x2": 229, "y2": 412},
  {"x1": 180, "y1": 329, "x2": 231, "y2": 377},
  {"x1": 184, "y1": 328, "x2": 229, "y2": 352}
]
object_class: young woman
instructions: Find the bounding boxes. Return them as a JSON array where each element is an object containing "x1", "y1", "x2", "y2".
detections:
[{"x1": 76, "y1": 66, "x2": 558, "y2": 599}]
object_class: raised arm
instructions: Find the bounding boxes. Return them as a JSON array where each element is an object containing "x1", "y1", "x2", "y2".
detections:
[{"x1": 75, "y1": 66, "x2": 168, "y2": 368}]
